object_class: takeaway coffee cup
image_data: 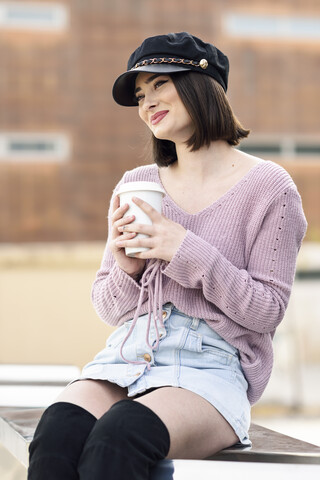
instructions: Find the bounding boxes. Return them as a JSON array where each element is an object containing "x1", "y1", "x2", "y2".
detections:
[{"x1": 118, "y1": 181, "x2": 166, "y2": 257}]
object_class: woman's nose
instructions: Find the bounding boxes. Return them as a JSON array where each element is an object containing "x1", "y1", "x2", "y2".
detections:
[{"x1": 142, "y1": 93, "x2": 158, "y2": 111}]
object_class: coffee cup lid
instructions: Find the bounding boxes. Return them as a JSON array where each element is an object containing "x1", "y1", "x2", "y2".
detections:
[{"x1": 118, "y1": 181, "x2": 166, "y2": 196}]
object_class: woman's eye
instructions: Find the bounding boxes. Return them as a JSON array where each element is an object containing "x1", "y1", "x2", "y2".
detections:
[
  {"x1": 134, "y1": 79, "x2": 168, "y2": 103},
  {"x1": 155, "y1": 80, "x2": 167, "y2": 89}
]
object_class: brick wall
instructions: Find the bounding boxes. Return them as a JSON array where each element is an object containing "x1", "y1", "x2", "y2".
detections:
[{"x1": 0, "y1": 0, "x2": 319, "y2": 242}]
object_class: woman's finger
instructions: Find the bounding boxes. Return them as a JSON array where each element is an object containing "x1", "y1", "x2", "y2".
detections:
[
  {"x1": 112, "y1": 205, "x2": 129, "y2": 222},
  {"x1": 118, "y1": 223, "x2": 152, "y2": 235},
  {"x1": 114, "y1": 214, "x2": 135, "y2": 229},
  {"x1": 113, "y1": 232, "x2": 137, "y2": 249},
  {"x1": 116, "y1": 231, "x2": 137, "y2": 242},
  {"x1": 116, "y1": 234, "x2": 151, "y2": 249},
  {"x1": 111, "y1": 194, "x2": 120, "y2": 215},
  {"x1": 132, "y1": 196, "x2": 162, "y2": 221},
  {"x1": 111, "y1": 198, "x2": 130, "y2": 222}
]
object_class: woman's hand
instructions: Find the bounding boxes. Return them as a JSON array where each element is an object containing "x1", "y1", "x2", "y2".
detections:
[
  {"x1": 109, "y1": 195, "x2": 146, "y2": 280},
  {"x1": 115, "y1": 196, "x2": 187, "y2": 262}
]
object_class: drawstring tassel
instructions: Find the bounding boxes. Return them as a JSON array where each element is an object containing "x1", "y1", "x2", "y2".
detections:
[{"x1": 119, "y1": 259, "x2": 165, "y2": 368}]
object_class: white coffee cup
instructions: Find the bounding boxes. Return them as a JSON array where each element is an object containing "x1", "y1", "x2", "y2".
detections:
[{"x1": 117, "y1": 181, "x2": 166, "y2": 257}]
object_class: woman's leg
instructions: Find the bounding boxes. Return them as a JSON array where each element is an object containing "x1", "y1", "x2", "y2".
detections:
[
  {"x1": 77, "y1": 399, "x2": 170, "y2": 480},
  {"x1": 29, "y1": 381, "x2": 239, "y2": 479},
  {"x1": 54, "y1": 378, "x2": 128, "y2": 418},
  {"x1": 28, "y1": 380, "x2": 128, "y2": 479},
  {"x1": 76, "y1": 386, "x2": 238, "y2": 479},
  {"x1": 134, "y1": 386, "x2": 239, "y2": 459}
]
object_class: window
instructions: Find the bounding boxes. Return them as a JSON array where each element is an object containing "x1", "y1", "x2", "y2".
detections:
[
  {"x1": 0, "y1": 133, "x2": 71, "y2": 162},
  {"x1": 0, "y1": 2, "x2": 69, "y2": 31},
  {"x1": 295, "y1": 145, "x2": 320, "y2": 156},
  {"x1": 241, "y1": 144, "x2": 282, "y2": 156},
  {"x1": 224, "y1": 13, "x2": 320, "y2": 40},
  {"x1": 239, "y1": 136, "x2": 320, "y2": 159}
]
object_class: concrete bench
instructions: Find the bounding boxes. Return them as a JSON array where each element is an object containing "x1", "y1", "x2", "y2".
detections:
[
  {"x1": 0, "y1": 364, "x2": 80, "y2": 409},
  {"x1": 1, "y1": 406, "x2": 320, "y2": 470},
  {"x1": 0, "y1": 363, "x2": 81, "y2": 473},
  {"x1": 1, "y1": 364, "x2": 320, "y2": 477}
]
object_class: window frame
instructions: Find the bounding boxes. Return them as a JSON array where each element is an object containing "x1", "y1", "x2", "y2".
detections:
[
  {"x1": 224, "y1": 13, "x2": 320, "y2": 41},
  {"x1": 0, "y1": 132, "x2": 71, "y2": 162},
  {"x1": 0, "y1": 1, "x2": 69, "y2": 32}
]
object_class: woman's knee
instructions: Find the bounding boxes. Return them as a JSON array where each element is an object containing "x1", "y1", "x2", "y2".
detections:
[
  {"x1": 28, "y1": 402, "x2": 96, "y2": 479},
  {"x1": 83, "y1": 399, "x2": 170, "y2": 450},
  {"x1": 78, "y1": 400, "x2": 170, "y2": 479},
  {"x1": 54, "y1": 379, "x2": 128, "y2": 418}
]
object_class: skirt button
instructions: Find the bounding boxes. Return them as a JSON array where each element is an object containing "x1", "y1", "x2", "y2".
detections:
[
  {"x1": 162, "y1": 311, "x2": 167, "y2": 320},
  {"x1": 143, "y1": 353, "x2": 152, "y2": 362}
]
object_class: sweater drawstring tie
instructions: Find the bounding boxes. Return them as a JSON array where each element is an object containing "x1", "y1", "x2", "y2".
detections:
[{"x1": 119, "y1": 259, "x2": 165, "y2": 370}]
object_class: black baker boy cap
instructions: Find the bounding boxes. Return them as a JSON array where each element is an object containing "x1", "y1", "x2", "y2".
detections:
[{"x1": 112, "y1": 32, "x2": 229, "y2": 106}]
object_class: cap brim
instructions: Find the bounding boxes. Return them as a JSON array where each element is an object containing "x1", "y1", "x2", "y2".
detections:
[{"x1": 112, "y1": 64, "x2": 190, "y2": 106}]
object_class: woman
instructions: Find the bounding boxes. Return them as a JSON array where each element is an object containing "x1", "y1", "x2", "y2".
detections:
[{"x1": 28, "y1": 32, "x2": 307, "y2": 479}]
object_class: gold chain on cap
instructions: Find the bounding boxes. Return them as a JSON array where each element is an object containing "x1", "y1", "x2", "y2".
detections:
[{"x1": 131, "y1": 57, "x2": 209, "y2": 70}]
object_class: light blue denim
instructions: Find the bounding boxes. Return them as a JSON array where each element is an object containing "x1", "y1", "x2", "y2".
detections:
[{"x1": 81, "y1": 303, "x2": 251, "y2": 446}]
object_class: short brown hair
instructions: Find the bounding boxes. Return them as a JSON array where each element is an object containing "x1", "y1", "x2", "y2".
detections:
[{"x1": 152, "y1": 71, "x2": 250, "y2": 167}]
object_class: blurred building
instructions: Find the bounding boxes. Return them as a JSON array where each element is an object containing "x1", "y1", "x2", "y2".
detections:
[{"x1": 0, "y1": 0, "x2": 319, "y2": 243}]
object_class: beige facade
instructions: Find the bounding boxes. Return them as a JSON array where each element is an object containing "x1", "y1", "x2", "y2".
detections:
[
  {"x1": 0, "y1": 242, "x2": 114, "y2": 367},
  {"x1": 1, "y1": 241, "x2": 320, "y2": 370}
]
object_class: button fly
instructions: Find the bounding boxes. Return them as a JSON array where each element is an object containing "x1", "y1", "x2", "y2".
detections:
[{"x1": 162, "y1": 311, "x2": 167, "y2": 320}]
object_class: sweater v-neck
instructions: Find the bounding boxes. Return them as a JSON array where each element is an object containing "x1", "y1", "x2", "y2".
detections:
[{"x1": 153, "y1": 160, "x2": 266, "y2": 217}]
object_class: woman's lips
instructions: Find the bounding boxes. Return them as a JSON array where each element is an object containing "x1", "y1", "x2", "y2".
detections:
[{"x1": 150, "y1": 110, "x2": 169, "y2": 125}]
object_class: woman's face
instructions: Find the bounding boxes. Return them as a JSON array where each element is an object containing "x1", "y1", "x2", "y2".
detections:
[{"x1": 134, "y1": 72, "x2": 194, "y2": 144}]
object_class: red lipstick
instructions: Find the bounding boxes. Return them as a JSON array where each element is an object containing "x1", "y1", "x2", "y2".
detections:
[{"x1": 150, "y1": 110, "x2": 169, "y2": 125}]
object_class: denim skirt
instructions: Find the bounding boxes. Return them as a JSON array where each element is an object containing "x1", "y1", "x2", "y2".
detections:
[{"x1": 80, "y1": 303, "x2": 251, "y2": 446}]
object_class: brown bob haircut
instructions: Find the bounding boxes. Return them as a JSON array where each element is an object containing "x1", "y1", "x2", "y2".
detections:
[{"x1": 151, "y1": 71, "x2": 250, "y2": 167}]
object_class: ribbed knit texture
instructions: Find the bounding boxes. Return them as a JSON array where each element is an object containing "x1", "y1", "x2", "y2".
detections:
[{"x1": 91, "y1": 160, "x2": 307, "y2": 404}]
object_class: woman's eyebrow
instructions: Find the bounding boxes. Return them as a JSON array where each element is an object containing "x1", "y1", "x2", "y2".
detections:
[{"x1": 134, "y1": 74, "x2": 162, "y2": 94}]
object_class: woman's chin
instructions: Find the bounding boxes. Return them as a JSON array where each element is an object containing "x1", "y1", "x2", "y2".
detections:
[{"x1": 152, "y1": 131, "x2": 173, "y2": 142}]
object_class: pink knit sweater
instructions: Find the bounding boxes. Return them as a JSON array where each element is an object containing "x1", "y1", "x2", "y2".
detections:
[{"x1": 92, "y1": 160, "x2": 307, "y2": 404}]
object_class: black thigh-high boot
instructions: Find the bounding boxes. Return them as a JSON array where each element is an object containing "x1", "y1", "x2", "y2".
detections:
[
  {"x1": 78, "y1": 399, "x2": 171, "y2": 480},
  {"x1": 28, "y1": 402, "x2": 96, "y2": 480}
]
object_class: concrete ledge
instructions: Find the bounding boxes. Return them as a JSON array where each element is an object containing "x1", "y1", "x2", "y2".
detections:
[
  {"x1": 0, "y1": 364, "x2": 81, "y2": 467},
  {"x1": 0, "y1": 365, "x2": 81, "y2": 408},
  {"x1": 0, "y1": 408, "x2": 43, "y2": 468},
  {"x1": 1, "y1": 407, "x2": 320, "y2": 469}
]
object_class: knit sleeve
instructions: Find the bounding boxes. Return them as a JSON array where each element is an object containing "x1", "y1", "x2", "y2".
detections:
[
  {"x1": 163, "y1": 187, "x2": 307, "y2": 334},
  {"x1": 90, "y1": 175, "x2": 144, "y2": 327}
]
